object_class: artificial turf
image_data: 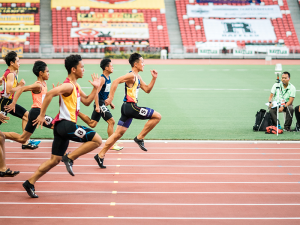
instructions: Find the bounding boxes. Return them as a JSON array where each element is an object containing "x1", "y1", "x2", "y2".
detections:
[{"x1": 1, "y1": 63, "x2": 300, "y2": 140}]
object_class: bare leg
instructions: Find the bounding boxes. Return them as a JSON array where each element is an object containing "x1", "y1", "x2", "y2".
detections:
[
  {"x1": 68, "y1": 133, "x2": 102, "y2": 161},
  {"x1": 106, "y1": 117, "x2": 115, "y2": 137},
  {"x1": 3, "y1": 131, "x2": 32, "y2": 144},
  {"x1": 98, "y1": 125, "x2": 127, "y2": 158},
  {"x1": 78, "y1": 112, "x2": 98, "y2": 128},
  {"x1": 137, "y1": 111, "x2": 162, "y2": 140},
  {"x1": 0, "y1": 131, "x2": 6, "y2": 171},
  {"x1": 22, "y1": 111, "x2": 29, "y2": 131},
  {"x1": 28, "y1": 154, "x2": 62, "y2": 184}
]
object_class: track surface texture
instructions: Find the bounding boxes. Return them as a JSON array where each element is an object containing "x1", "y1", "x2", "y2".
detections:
[{"x1": 1, "y1": 141, "x2": 300, "y2": 225}]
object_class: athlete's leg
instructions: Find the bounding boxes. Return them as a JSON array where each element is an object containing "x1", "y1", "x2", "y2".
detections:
[
  {"x1": 68, "y1": 133, "x2": 102, "y2": 161},
  {"x1": 21, "y1": 111, "x2": 29, "y2": 131},
  {"x1": 78, "y1": 112, "x2": 98, "y2": 128},
  {"x1": 0, "y1": 131, "x2": 6, "y2": 171},
  {"x1": 137, "y1": 111, "x2": 162, "y2": 140},
  {"x1": 3, "y1": 131, "x2": 32, "y2": 144},
  {"x1": 99, "y1": 125, "x2": 127, "y2": 158},
  {"x1": 106, "y1": 117, "x2": 115, "y2": 137}
]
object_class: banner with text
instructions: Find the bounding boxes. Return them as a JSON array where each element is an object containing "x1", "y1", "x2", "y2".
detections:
[
  {"x1": 1, "y1": 46, "x2": 23, "y2": 58},
  {"x1": 80, "y1": 23, "x2": 147, "y2": 29},
  {"x1": 0, "y1": 34, "x2": 27, "y2": 43},
  {"x1": 0, "y1": 7, "x2": 39, "y2": 14},
  {"x1": 187, "y1": 5, "x2": 282, "y2": 18},
  {"x1": 0, "y1": 14, "x2": 34, "y2": 25},
  {"x1": 267, "y1": 47, "x2": 289, "y2": 56},
  {"x1": 203, "y1": 19, "x2": 276, "y2": 42},
  {"x1": 233, "y1": 48, "x2": 255, "y2": 56},
  {"x1": 196, "y1": 0, "x2": 261, "y2": 3},
  {"x1": 77, "y1": 13, "x2": 144, "y2": 22},
  {"x1": 198, "y1": 48, "x2": 220, "y2": 55},
  {"x1": 80, "y1": 39, "x2": 149, "y2": 48},
  {"x1": 0, "y1": 25, "x2": 40, "y2": 32}
]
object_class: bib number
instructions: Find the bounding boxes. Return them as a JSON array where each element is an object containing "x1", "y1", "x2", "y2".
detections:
[
  {"x1": 74, "y1": 127, "x2": 86, "y2": 138},
  {"x1": 44, "y1": 116, "x2": 53, "y2": 125},
  {"x1": 100, "y1": 105, "x2": 108, "y2": 113},
  {"x1": 139, "y1": 108, "x2": 148, "y2": 116},
  {"x1": 0, "y1": 111, "x2": 7, "y2": 116}
]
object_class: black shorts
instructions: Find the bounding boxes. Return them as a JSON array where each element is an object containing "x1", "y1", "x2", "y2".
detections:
[
  {"x1": 52, "y1": 120, "x2": 96, "y2": 156},
  {"x1": 117, "y1": 102, "x2": 154, "y2": 128},
  {"x1": 91, "y1": 104, "x2": 112, "y2": 122},
  {"x1": 0, "y1": 97, "x2": 27, "y2": 125},
  {"x1": 25, "y1": 108, "x2": 53, "y2": 133}
]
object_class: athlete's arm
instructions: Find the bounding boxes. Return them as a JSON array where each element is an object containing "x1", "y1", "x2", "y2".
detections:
[
  {"x1": 94, "y1": 77, "x2": 105, "y2": 111},
  {"x1": 105, "y1": 73, "x2": 135, "y2": 106},
  {"x1": 80, "y1": 73, "x2": 101, "y2": 106},
  {"x1": 4, "y1": 83, "x2": 41, "y2": 113},
  {"x1": 139, "y1": 70, "x2": 158, "y2": 94},
  {"x1": 32, "y1": 83, "x2": 73, "y2": 128},
  {"x1": 6, "y1": 73, "x2": 25, "y2": 94},
  {"x1": 0, "y1": 113, "x2": 9, "y2": 124}
]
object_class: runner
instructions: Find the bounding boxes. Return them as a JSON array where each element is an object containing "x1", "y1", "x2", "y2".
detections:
[
  {"x1": 22, "y1": 54, "x2": 102, "y2": 198},
  {"x1": 4, "y1": 61, "x2": 54, "y2": 146},
  {"x1": 78, "y1": 58, "x2": 123, "y2": 151},
  {"x1": 1, "y1": 51, "x2": 40, "y2": 149},
  {"x1": 94, "y1": 53, "x2": 161, "y2": 169}
]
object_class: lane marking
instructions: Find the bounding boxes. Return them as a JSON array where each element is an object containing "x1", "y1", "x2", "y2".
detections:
[
  {"x1": 112, "y1": 191, "x2": 117, "y2": 194},
  {"x1": 115, "y1": 172, "x2": 119, "y2": 175},
  {"x1": 110, "y1": 202, "x2": 115, "y2": 206},
  {"x1": 114, "y1": 181, "x2": 118, "y2": 183}
]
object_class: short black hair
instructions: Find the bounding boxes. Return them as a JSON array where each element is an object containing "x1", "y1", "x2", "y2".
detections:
[
  {"x1": 4, "y1": 51, "x2": 17, "y2": 66},
  {"x1": 129, "y1": 53, "x2": 142, "y2": 67},
  {"x1": 65, "y1": 54, "x2": 82, "y2": 74},
  {"x1": 100, "y1": 58, "x2": 111, "y2": 71},
  {"x1": 282, "y1": 71, "x2": 290, "y2": 78},
  {"x1": 32, "y1": 61, "x2": 47, "y2": 77}
]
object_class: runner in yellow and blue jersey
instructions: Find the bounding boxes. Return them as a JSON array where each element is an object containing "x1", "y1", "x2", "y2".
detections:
[{"x1": 94, "y1": 53, "x2": 162, "y2": 169}]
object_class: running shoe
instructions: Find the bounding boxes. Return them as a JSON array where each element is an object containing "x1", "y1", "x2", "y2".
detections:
[
  {"x1": 134, "y1": 136, "x2": 147, "y2": 151},
  {"x1": 110, "y1": 144, "x2": 124, "y2": 151},
  {"x1": 30, "y1": 140, "x2": 41, "y2": 145},
  {"x1": 61, "y1": 153, "x2": 74, "y2": 176},
  {"x1": 22, "y1": 140, "x2": 38, "y2": 150},
  {"x1": 23, "y1": 180, "x2": 38, "y2": 198},
  {"x1": 94, "y1": 154, "x2": 106, "y2": 168}
]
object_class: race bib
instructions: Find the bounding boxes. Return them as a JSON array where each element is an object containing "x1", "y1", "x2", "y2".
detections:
[
  {"x1": 0, "y1": 111, "x2": 7, "y2": 116},
  {"x1": 105, "y1": 83, "x2": 111, "y2": 92},
  {"x1": 74, "y1": 127, "x2": 86, "y2": 138},
  {"x1": 100, "y1": 104, "x2": 108, "y2": 113},
  {"x1": 139, "y1": 108, "x2": 148, "y2": 116},
  {"x1": 44, "y1": 116, "x2": 53, "y2": 125}
]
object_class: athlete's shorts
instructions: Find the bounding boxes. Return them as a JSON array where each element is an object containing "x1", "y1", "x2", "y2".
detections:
[
  {"x1": 117, "y1": 102, "x2": 154, "y2": 128},
  {"x1": 52, "y1": 120, "x2": 96, "y2": 156},
  {"x1": 25, "y1": 108, "x2": 53, "y2": 133},
  {"x1": 0, "y1": 97, "x2": 27, "y2": 125},
  {"x1": 91, "y1": 104, "x2": 112, "y2": 122}
]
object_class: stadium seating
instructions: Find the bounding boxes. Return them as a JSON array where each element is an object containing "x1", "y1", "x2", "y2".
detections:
[
  {"x1": 175, "y1": 0, "x2": 299, "y2": 49},
  {"x1": 51, "y1": 6, "x2": 169, "y2": 53},
  {"x1": 0, "y1": 2, "x2": 40, "y2": 53}
]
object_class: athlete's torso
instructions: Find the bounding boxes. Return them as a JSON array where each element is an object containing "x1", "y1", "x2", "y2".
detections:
[
  {"x1": 31, "y1": 81, "x2": 47, "y2": 108},
  {"x1": 1, "y1": 69, "x2": 18, "y2": 99},
  {"x1": 123, "y1": 73, "x2": 140, "y2": 103},
  {"x1": 98, "y1": 74, "x2": 111, "y2": 104}
]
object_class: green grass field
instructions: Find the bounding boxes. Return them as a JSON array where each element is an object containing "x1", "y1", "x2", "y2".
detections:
[{"x1": 2, "y1": 63, "x2": 300, "y2": 140}]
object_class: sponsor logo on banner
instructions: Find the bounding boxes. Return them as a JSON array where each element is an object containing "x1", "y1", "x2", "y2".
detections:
[
  {"x1": 0, "y1": 14, "x2": 34, "y2": 25},
  {"x1": 0, "y1": 25, "x2": 40, "y2": 32},
  {"x1": 187, "y1": 5, "x2": 282, "y2": 18},
  {"x1": 80, "y1": 23, "x2": 148, "y2": 29},
  {"x1": 90, "y1": 0, "x2": 136, "y2": 3},
  {"x1": 203, "y1": 19, "x2": 276, "y2": 42},
  {"x1": 0, "y1": 7, "x2": 39, "y2": 14},
  {"x1": 267, "y1": 47, "x2": 289, "y2": 56},
  {"x1": 0, "y1": 34, "x2": 27, "y2": 43},
  {"x1": 80, "y1": 39, "x2": 149, "y2": 48},
  {"x1": 198, "y1": 48, "x2": 220, "y2": 55},
  {"x1": 1, "y1": 46, "x2": 23, "y2": 58},
  {"x1": 233, "y1": 49, "x2": 255, "y2": 56},
  {"x1": 196, "y1": 0, "x2": 261, "y2": 3},
  {"x1": 71, "y1": 25, "x2": 149, "y2": 39},
  {"x1": 77, "y1": 13, "x2": 144, "y2": 22}
]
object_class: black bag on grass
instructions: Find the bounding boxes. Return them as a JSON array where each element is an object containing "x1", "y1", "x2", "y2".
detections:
[{"x1": 253, "y1": 109, "x2": 273, "y2": 131}]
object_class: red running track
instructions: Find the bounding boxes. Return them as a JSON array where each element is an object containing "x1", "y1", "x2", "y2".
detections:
[{"x1": 1, "y1": 141, "x2": 300, "y2": 225}]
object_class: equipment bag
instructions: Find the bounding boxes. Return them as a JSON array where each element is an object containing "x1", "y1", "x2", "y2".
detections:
[
  {"x1": 253, "y1": 109, "x2": 273, "y2": 131},
  {"x1": 265, "y1": 126, "x2": 283, "y2": 134}
]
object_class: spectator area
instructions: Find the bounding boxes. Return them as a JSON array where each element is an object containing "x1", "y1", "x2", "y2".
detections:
[
  {"x1": 0, "y1": 1, "x2": 40, "y2": 53},
  {"x1": 175, "y1": 0, "x2": 299, "y2": 48}
]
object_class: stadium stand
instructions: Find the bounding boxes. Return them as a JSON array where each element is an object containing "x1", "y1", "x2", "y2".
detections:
[
  {"x1": 0, "y1": 0, "x2": 40, "y2": 54},
  {"x1": 51, "y1": 0, "x2": 169, "y2": 53},
  {"x1": 175, "y1": 0, "x2": 300, "y2": 50}
]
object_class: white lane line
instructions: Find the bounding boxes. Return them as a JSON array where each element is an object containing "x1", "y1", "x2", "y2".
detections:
[
  {"x1": 1, "y1": 202, "x2": 300, "y2": 206},
  {"x1": 0, "y1": 216, "x2": 300, "y2": 220},
  {"x1": 6, "y1": 158, "x2": 300, "y2": 160}
]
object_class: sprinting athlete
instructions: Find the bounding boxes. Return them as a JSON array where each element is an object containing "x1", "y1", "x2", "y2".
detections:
[
  {"x1": 0, "y1": 114, "x2": 19, "y2": 177},
  {"x1": 94, "y1": 53, "x2": 161, "y2": 169},
  {"x1": 1, "y1": 51, "x2": 40, "y2": 149},
  {"x1": 78, "y1": 58, "x2": 123, "y2": 151},
  {"x1": 22, "y1": 54, "x2": 102, "y2": 198},
  {"x1": 4, "y1": 61, "x2": 54, "y2": 146}
]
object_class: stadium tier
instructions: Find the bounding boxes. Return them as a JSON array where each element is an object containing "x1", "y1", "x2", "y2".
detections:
[
  {"x1": 51, "y1": 0, "x2": 169, "y2": 53},
  {"x1": 0, "y1": 1, "x2": 40, "y2": 54},
  {"x1": 176, "y1": 0, "x2": 300, "y2": 51}
]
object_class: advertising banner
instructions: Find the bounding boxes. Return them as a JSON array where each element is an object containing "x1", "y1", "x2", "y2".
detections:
[
  {"x1": 198, "y1": 48, "x2": 220, "y2": 55},
  {"x1": 78, "y1": 13, "x2": 144, "y2": 22},
  {"x1": 187, "y1": 5, "x2": 282, "y2": 18},
  {"x1": 0, "y1": 25, "x2": 40, "y2": 32},
  {"x1": 0, "y1": 14, "x2": 34, "y2": 25},
  {"x1": 0, "y1": 7, "x2": 39, "y2": 14},
  {"x1": 233, "y1": 48, "x2": 255, "y2": 56},
  {"x1": 80, "y1": 39, "x2": 149, "y2": 48},
  {"x1": 196, "y1": 0, "x2": 261, "y2": 3},
  {"x1": 0, "y1": 34, "x2": 27, "y2": 43},
  {"x1": 203, "y1": 19, "x2": 276, "y2": 42},
  {"x1": 71, "y1": 25, "x2": 149, "y2": 39},
  {"x1": 267, "y1": 47, "x2": 289, "y2": 56},
  {"x1": 1, "y1": 46, "x2": 23, "y2": 58},
  {"x1": 80, "y1": 23, "x2": 148, "y2": 29}
]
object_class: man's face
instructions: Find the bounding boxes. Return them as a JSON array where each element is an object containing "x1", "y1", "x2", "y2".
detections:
[
  {"x1": 11, "y1": 57, "x2": 20, "y2": 70},
  {"x1": 106, "y1": 62, "x2": 113, "y2": 73},
  {"x1": 41, "y1": 66, "x2": 50, "y2": 81},
  {"x1": 281, "y1": 73, "x2": 290, "y2": 85},
  {"x1": 73, "y1": 61, "x2": 84, "y2": 78},
  {"x1": 134, "y1": 57, "x2": 145, "y2": 72}
]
